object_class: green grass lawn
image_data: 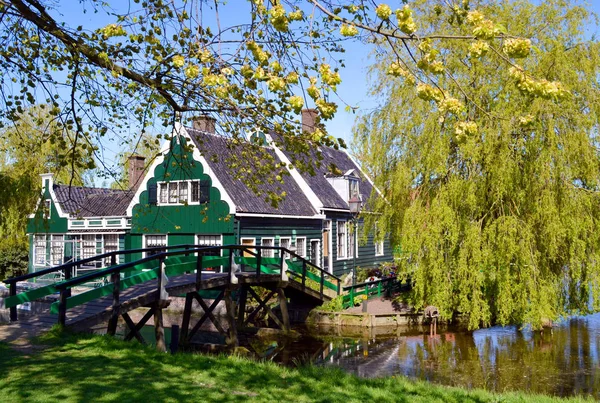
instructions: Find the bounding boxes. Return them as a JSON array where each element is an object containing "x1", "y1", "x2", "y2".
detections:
[{"x1": 0, "y1": 330, "x2": 593, "y2": 403}]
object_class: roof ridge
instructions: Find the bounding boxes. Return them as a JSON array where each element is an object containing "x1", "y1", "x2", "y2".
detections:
[{"x1": 54, "y1": 183, "x2": 130, "y2": 194}]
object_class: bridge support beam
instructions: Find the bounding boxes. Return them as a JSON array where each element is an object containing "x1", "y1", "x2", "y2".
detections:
[
  {"x1": 242, "y1": 287, "x2": 291, "y2": 333},
  {"x1": 224, "y1": 288, "x2": 238, "y2": 348}
]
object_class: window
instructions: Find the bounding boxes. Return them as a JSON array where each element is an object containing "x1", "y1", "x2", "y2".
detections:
[
  {"x1": 348, "y1": 226, "x2": 355, "y2": 259},
  {"x1": 159, "y1": 183, "x2": 168, "y2": 204},
  {"x1": 196, "y1": 235, "x2": 222, "y2": 271},
  {"x1": 349, "y1": 178, "x2": 360, "y2": 199},
  {"x1": 179, "y1": 182, "x2": 188, "y2": 202},
  {"x1": 168, "y1": 182, "x2": 178, "y2": 203},
  {"x1": 50, "y1": 235, "x2": 64, "y2": 265},
  {"x1": 34, "y1": 235, "x2": 47, "y2": 266},
  {"x1": 44, "y1": 200, "x2": 52, "y2": 219},
  {"x1": 200, "y1": 180, "x2": 210, "y2": 203},
  {"x1": 158, "y1": 180, "x2": 210, "y2": 205},
  {"x1": 295, "y1": 237, "x2": 306, "y2": 258},
  {"x1": 104, "y1": 234, "x2": 119, "y2": 265},
  {"x1": 81, "y1": 234, "x2": 97, "y2": 259},
  {"x1": 337, "y1": 221, "x2": 347, "y2": 259},
  {"x1": 279, "y1": 237, "x2": 291, "y2": 252},
  {"x1": 145, "y1": 234, "x2": 167, "y2": 257},
  {"x1": 191, "y1": 181, "x2": 200, "y2": 202},
  {"x1": 261, "y1": 238, "x2": 274, "y2": 258},
  {"x1": 310, "y1": 240, "x2": 320, "y2": 266},
  {"x1": 375, "y1": 240, "x2": 384, "y2": 256}
]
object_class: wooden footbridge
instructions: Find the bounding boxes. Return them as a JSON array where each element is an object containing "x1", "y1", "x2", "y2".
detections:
[{"x1": 1, "y1": 245, "x2": 341, "y2": 350}]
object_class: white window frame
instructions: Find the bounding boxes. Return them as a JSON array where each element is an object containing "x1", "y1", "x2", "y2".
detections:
[
  {"x1": 337, "y1": 221, "x2": 347, "y2": 260},
  {"x1": 196, "y1": 234, "x2": 223, "y2": 272},
  {"x1": 33, "y1": 234, "x2": 47, "y2": 266},
  {"x1": 295, "y1": 237, "x2": 306, "y2": 258},
  {"x1": 348, "y1": 178, "x2": 360, "y2": 199},
  {"x1": 261, "y1": 237, "x2": 275, "y2": 258},
  {"x1": 348, "y1": 223, "x2": 356, "y2": 259},
  {"x1": 310, "y1": 239, "x2": 320, "y2": 266},
  {"x1": 279, "y1": 237, "x2": 291, "y2": 257},
  {"x1": 157, "y1": 180, "x2": 209, "y2": 206},
  {"x1": 375, "y1": 240, "x2": 384, "y2": 256},
  {"x1": 143, "y1": 234, "x2": 168, "y2": 258}
]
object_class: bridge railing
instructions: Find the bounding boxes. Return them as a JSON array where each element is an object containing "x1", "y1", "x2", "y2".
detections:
[
  {"x1": 4, "y1": 244, "x2": 341, "y2": 325},
  {"x1": 342, "y1": 276, "x2": 400, "y2": 309},
  {"x1": 3, "y1": 244, "x2": 201, "y2": 322}
]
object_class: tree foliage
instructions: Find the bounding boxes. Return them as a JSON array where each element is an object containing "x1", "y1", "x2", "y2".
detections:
[
  {"x1": 0, "y1": 0, "x2": 553, "y2": 201},
  {"x1": 0, "y1": 106, "x2": 93, "y2": 279},
  {"x1": 354, "y1": 0, "x2": 600, "y2": 329}
]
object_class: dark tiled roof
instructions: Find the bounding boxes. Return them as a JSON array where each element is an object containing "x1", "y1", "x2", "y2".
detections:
[
  {"x1": 280, "y1": 146, "x2": 374, "y2": 210},
  {"x1": 186, "y1": 128, "x2": 318, "y2": 217},
  {"x1": 53, "y1": 185, "x2": 133, "y2": 217}
]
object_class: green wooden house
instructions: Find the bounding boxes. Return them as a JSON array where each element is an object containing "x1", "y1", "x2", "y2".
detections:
[{"x1": 27, "y1": 113, "x2": 392, "y2": 278}]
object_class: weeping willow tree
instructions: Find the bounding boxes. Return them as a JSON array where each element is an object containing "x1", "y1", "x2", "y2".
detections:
[{"x1": 354, "y1": 0, "x2": 600, "y2": 329}]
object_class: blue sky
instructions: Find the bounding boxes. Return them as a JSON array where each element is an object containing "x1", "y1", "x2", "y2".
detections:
[{"x1": 55, "y1": 0, "x2": 600, "y2": 184}]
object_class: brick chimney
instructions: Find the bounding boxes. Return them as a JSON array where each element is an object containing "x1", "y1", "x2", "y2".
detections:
[
  {"x1": 128, "y1": 155, "x2": 145, "y2": 191},
  {"x1": 301, "y1": 108, "x2": 319, "y2": 133},
  {"x1": 192, "y1": 115, "x2": 216, "y2": 134}
]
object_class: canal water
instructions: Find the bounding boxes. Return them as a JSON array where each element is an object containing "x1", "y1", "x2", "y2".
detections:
[
  {"x1": 267, "y1": 314, "x2": 600, "y2": 399},
  {"x1": 123, "y1": 312, "x2": 600, "y2": 399}
]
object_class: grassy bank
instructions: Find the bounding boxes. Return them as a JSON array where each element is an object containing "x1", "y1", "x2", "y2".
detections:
[{"x1": 0, "y1": 330, "x2": 592, "y2": 403}]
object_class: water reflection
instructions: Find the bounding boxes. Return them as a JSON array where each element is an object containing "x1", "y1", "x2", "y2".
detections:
[{"x1": 301, "y1": 314, "x2": 600, "y2": 398}]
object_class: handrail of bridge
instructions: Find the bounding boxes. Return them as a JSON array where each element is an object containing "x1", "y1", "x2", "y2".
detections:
[
  {"x1": 2, "y1": 244, "x2": 201, "y2": 322},
  {"x1": 4, "y1": 244, "x2": 341, "y2": 326},
  {"x1": 341, "y1": 276, "x2": 399, "y2": 309},
  {"x1": 3, "y1": 244, "x2": 201, "y2": 285}
]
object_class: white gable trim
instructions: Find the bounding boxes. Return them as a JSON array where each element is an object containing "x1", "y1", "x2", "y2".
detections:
[
  {"x1": 344, "y1": 150, "x2": 385, "y2": 198},
  {"x1": 125, "y1": 137, "x2": 172, "y2": 217},
  {"x1": 179, "y1": 125, "x2": 236, "y2": 215},
  {"x1": 29, "y1": 173, "x2": 69, "y2": 219}
]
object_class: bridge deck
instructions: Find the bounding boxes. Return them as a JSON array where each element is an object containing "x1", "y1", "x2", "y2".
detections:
[{"x1": 1, "y1": 271, "x2": 330, "y2": 343}]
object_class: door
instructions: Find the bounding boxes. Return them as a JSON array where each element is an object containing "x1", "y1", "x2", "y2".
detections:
[{"x1": 310, "y1": 240, "x2": 320, "y2": 267}]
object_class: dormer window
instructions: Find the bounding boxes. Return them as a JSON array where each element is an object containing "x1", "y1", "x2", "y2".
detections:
[{"x1": 349, "y1": 178, "x2": 359, "y2": 199}]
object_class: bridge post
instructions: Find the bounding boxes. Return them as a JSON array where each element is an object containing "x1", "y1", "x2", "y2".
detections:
[
  {"x1": 63, "y1": 265, "x2": 72, "y2": 299},
  {"x1": 107, "y1": 272, "x2": 121, "y2": 336},
  {"x1": 58, "y1": 289, "x2": 67, "y2": 327},
  {"x1": 155, "y1": 256, "x2": 168, "y2": 352},
  {"x1": 224, "y1": 288, "x2": 238, "y2": 348},
  {"x1": 195, "y1": 255, "x2": 203, "y2": 289},
  {"x1": 9, "y1": 282, "x2": 17, "y2": 322},
  {"x1": 237, "y1": 286, "x2": 247, "y2": 325},
  {"x1": 179, "y1": 292, "x2": 194, "y2": 346},
  {"x1": 154, "y1": 302, "x2": 166, "y2": 353},
  {"x1": 277, "y1": 288, "x2": 291, "y2": 332}
]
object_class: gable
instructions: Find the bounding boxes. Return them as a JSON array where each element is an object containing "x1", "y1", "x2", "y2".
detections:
[
  {"x1": 130, "y1": 136, "x2": 234, "y2": 234},
  {"x1": 27, "y1": 177, "x2": 68, "y2": 234}
]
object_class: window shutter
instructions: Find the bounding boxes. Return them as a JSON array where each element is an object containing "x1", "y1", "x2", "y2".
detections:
[
  {"x1": 148, "y1": 182, "x2": 158, "y2": 204},
  {"x1": 200, "y1": 180, "x2": 210, "y2": 203}
]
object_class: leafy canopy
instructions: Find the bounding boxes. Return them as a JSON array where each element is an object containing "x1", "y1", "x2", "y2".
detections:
[
  {"x1": 0, "y1": 0, "x2": 551, "y2": 198},
  {"x1": 354, "y1": 0, "x2": 600, "y2": 329}
]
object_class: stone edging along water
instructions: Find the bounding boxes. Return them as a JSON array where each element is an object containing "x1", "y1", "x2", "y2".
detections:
[{"x1": 307, "y1": 309, "x2": 428, "y2": 328}]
